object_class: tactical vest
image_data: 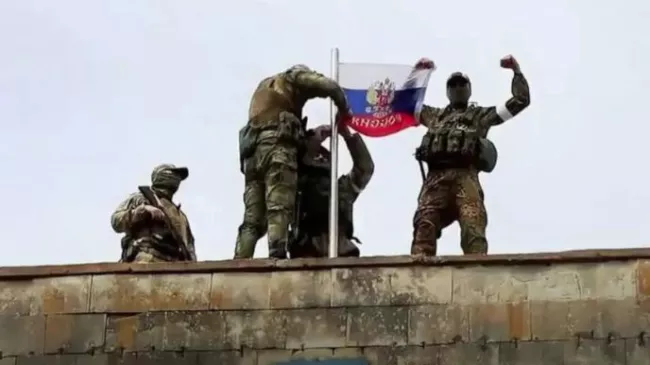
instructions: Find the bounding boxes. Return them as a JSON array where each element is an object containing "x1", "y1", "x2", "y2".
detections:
[
  {"x1": 239, "y1": 76, "x2": 307, "y2": 170},
  {"x1": 248, "y1": 75, "x2": 303, "y2": 126},
  {"x1": 297, "y1": 164, "x2": 354, "y2": 240},
  {"x1": 417, "y1": 105, "x2": 492, "y2": 170}
]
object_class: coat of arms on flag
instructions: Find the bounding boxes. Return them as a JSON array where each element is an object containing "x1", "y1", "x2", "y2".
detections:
[{"x1": 365, "y1": 78, "x2": 396, "y2": 118}]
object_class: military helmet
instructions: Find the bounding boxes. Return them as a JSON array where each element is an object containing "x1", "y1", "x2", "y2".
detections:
[{"x1": 151, "y1": 163, "x2": 189, "y2": 183}]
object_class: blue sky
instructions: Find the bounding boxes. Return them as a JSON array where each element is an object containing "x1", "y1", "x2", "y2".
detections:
[{"x1": 1, "y1": 0, "x2": 648, "y2": 266}]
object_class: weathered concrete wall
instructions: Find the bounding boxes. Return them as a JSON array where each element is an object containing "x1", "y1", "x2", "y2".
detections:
[{"x1": 1, "y1": 249, "x2": 650, "y2": 365}]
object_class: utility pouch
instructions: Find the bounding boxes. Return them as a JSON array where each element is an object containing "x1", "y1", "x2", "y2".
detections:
[
  {"x1": 476, "y1": 138, "x2": 498, "y2": 173},
  {"x1": 239, "y1": 125, "x2": 259, "y2": 173}
]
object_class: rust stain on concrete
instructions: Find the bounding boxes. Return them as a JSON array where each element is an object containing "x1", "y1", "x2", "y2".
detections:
[
  {"x1": 506, "y1": 302, "x2": 528, "y2": 340},
  {"x1": 44, "y1": 315, "x2": 73, "y2": 352},
  {"x1": 112, "y1": 315, "x2": 137, "y2": 351},
  {"x1": 637, "y1": 261, "x2": 650, "y2": 297},
  {"x1": 42, "y1": 287, "x2": 67, "y2": 314}
]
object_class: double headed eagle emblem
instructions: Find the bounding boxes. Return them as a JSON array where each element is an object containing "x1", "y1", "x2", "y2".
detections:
[{"x1": 366, "y1": 78, "x2": 396, "y2": 107}]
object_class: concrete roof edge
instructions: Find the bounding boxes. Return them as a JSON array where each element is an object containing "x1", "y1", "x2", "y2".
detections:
[{"x1": 1, "y1": 248, "x2": 649, "y2": 280}]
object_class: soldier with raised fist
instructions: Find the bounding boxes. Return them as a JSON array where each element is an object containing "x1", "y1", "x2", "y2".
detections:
[{"x1": 411, "y1": 55, "x2": 531, "y2": 256}]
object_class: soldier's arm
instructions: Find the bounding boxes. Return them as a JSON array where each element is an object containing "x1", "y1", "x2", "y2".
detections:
[
  {"x1": 419, "y1": 104, "x2": 443, "y2": 128},
  {"x1": 110, "y1": 193, "x2": 146, "y2": 233},
  {"x1": 286, "y1": 69, "x2": 349, "y2": 112},
  {"x1": 339, "y1": 133, "x2": 375, "y2": 201},
  {"x1": 480, "y1": 71, "x2": 531, "y2": 127}
]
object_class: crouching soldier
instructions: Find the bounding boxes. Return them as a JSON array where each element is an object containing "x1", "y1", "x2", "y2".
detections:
[
  {"x1": 111, "y1": 164, "x2": 197, "y2": 263},
  {"x1": 290, "y1": 120, "x2": 374, "y2": 258}
]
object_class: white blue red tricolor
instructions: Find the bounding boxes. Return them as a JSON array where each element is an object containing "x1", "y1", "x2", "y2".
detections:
[{"x1": 338, "y1": 62, "x2": 434, "y2": 137}]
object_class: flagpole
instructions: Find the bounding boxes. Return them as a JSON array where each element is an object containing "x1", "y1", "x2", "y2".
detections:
[{"x1": 328, "y1": 47, "x2": 340, "y2": 259}]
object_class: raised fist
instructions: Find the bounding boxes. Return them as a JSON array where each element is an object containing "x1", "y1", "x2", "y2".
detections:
[
  {"x1": 414, "y1": 58, "x2": 436, "y2": 70},
  {"x1": 500, "y1": 55, "x2": 520, "y2": 71}
]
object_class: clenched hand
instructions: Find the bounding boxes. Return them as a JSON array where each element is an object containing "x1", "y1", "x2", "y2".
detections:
[
  {"x1": 414, "y1": 57, "x2": 436, "y2": 70},
  {"x1": 500, "y1": 55, "x2": 521, "y2": 72},
  {"x1": 132, "y1": 205, "x2": 165, "y2": 223}
]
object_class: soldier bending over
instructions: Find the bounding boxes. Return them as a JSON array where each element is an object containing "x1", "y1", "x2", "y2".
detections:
[{"x1": 235, "y1": 65, "x2": 351, "y2": 259}]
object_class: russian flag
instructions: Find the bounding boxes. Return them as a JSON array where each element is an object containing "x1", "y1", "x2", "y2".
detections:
[{"x1": 339, "y1": 62, "x2": 434, "y2": 137}]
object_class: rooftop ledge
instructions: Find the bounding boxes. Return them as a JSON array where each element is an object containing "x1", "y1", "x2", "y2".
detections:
[
  {"x1": 0, "y1": 247, "x2": 649, "y2": 362},
  {"x1": 1, "y1": 247, "x2": 650, "y2": 280}
]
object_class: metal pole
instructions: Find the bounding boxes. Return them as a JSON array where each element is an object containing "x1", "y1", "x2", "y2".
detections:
[{"x1": 328, "y1": 47, "x2": 340, "y2": 258}]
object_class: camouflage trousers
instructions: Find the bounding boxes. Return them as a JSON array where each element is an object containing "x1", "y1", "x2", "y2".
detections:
[
  {"x1": 411, "y1": 167, "x2": 488, "y2": 256},
  {"x1": 235, "y1": 142, "x2": 298, "y2": 259}
]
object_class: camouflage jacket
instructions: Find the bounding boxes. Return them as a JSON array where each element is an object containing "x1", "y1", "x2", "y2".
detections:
[{"x1": 110, "y1": 191, "x2": 196, "y2": 261}]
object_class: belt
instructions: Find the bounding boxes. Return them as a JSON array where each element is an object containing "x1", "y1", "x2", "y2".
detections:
[{"x1": 426, "y1": 154, "x2": 476, "y2": 170}]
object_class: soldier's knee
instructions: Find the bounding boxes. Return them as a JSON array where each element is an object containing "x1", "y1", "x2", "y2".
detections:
[
  {"x1": 238, "y1": 222, "x2": 266, "y2": 240},
  {"x1": 267, "y1": 161, "x2": 297, "y2": 182},
  {"x1": 266, "y1": 195, "x2": 296, "y2": 216},
  {"x1": 265, "y1": 165, "x2": 297, "y2": 208},
  {"x1": 461, "y1": 228, "x2": 486, "y2": 240},
  {"x1": 458, "y1": 202, "x2": 487, "y2": 224},
  {"x1": 414, "y1": 217, "x2": 436, "y2": 228},
  {"x1": 413, "y1": 208, "x2": 439, "y2": 228},
  {"x1": 412, "y1": 219, "x2": 438, "y2": 242},
  {"x1": 243, "y1": 201, "x2": 265, "y2": 218},
  {"x1": 267, "y1": 189, "x2": 297, "y2": 206}
]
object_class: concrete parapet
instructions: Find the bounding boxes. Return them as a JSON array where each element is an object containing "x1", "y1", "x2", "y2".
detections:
[{"x1": 1, "y1": 248, "x2": 649, "y2": 364}]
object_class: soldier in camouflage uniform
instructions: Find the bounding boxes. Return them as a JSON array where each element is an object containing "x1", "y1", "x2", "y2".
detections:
[
  {"x1": 235, "y1": 65, "x2": 351, "y2": 259},
  {"x1": 111, "y1": 164, "x2": 197, "y2": 263},
  {"x1": 289, "y1": 121, "x2": 374, "y2": 258},
  {"x1": 411, "y1": 55, "x2": 530, "y2": 256}
]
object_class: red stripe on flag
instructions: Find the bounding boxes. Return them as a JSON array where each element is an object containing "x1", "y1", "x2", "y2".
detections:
[{"x1": 345, "y1": 112, "x2": 418, "y2": 137}]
